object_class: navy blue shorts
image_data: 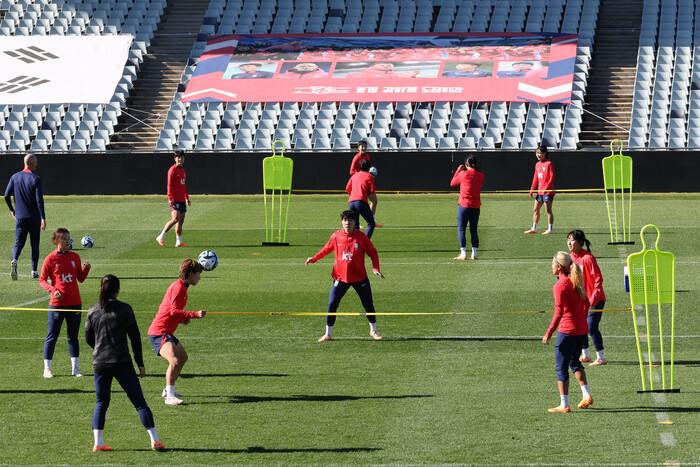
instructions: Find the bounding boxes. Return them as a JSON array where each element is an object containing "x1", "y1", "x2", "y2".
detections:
[
  {"x1": 535, "y1": 194, "x2": 554, "y2": 203},
  {"x1": 171, "y1": 201, "x2": 187, "y2": 213},
  {"x1": 148, "y1": 333, "x2": 179, "y2": 356}
]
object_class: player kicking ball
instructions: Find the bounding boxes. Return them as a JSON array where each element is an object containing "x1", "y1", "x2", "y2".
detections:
[{"x1": 305, "y1": 209, "x2": 384, "y2": 342}]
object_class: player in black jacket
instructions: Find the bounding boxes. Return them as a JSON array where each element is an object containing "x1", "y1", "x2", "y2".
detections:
[{"x1": 85, "y1": 275, "x2": 165, "y2": 452}]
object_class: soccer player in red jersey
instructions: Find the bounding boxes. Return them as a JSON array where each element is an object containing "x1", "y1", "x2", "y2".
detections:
[
  {"x1": 345, "y1": 62, "x2": 420, "y2": 79},
  {"x1": 156, "y1": 150, "x2": 190, "y2": 247},
  {"x1": 40, "y1": 228, "x2": 91, "y2": 378},
  {"x1": 147, "y1": 259, "x2": 206, "y2": 405},
  {"x1": 450, "y1": 156, "x2": 485, "y2": 260},
  {"x1": 349, "y1": 140, "x2": 370, "y2": 175},
  {"x1": 542, "y1": 251, "x2": 593, "y2": 413},
  {"x1": 567, "y1": 230, "x2": 608, "y2": 366},
  {"x1": 525, "y1": 145, "x2": 555, "y2": 235},
  {"x1": 305, "y1": 209, "x2": 384, "y2": 342},
  {"x1": 346, "y1": 159, "x2": 378, "y2": 238}
]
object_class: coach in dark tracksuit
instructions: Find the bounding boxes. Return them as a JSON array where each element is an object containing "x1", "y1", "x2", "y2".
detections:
[
  {"x1": 85, "y1": 274, "x2": 164, "y2": 452},
  {"x1": 4, "y1": 153, "x2": 46, "y2": 280}
]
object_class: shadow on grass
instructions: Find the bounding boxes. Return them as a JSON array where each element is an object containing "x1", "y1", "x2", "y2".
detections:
[
  {"x1": 0, "y1": 388, "x2": 94, "y2": 394},
  {"x1": 192, "y1": 394, "x2": 432, "y2": 404},
  {"x1": 592, "y1": 406, "x2": 700, "y2": 414},
  {"x1": 160, "y1": 446, "x2": 382, "y2": 454},
  {"x1": 146, "y1": 373, "x2": 288, "y2": 378},
  {"x1": 389, "y1": 336, "x2": 537, "y2": 342}
]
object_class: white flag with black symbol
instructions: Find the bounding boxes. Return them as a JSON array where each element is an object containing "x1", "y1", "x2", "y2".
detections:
[{"x1": 0, "y1": 35, "x2": 133, "y2": 104}]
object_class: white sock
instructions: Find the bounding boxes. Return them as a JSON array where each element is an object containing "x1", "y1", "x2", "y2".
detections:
[
  {"x1": 147, "y1": 427, "x2": 159, "y2": 442},
  {"x1": 369, "y1": 322, "x2": 377, "y2": 333},
  {"x1": 31, "y1": 270, "x2": 37, "y2": 275},
  {"x1": 325, "y1": 325, "x2": 333, "y2": 337},
  {"x1": 176, "y1": 235, "x2": 183, "y2": 244},
  {"x1": 471, "y1": 247, "x2": 477, "y2": 256},
  {"x1": 532, "y1": 223, "x2": 538, "y2": 231},
  {"x1": 158, "y1": 231, "x2": 167, "y2": 239},
  {"x1": 71, "y1": 356, "x2": 79, "y2": 371},
  {"x1": 581, "y1": 348, "x2": 590, "y2": 359},
  {"x1": 548, "y1": 224, "x2": 553, "y2": 232},
  {"x1": 596, "y1": 350, "x2": 605, "y2": 360},
  {"x1": 560, "y1": 394, "x2": 569, "y2": 407},
  {"x1": 581, "y1": 385, "x2": 590, "y2": 398},
  {"x1": 166, "y1": 385, "x2": 175, "y2": 398},
  {"x1": 94, "y1": 429, "x2": 104, "y2": 446},
  {"x1": 460, "y1": 247, "x2": 467, "y2": 256},
  {"x1": 44, "y1": 359, "x2": 52, "y2": 371}
]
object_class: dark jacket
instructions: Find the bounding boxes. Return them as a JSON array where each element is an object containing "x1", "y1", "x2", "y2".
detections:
[{"x1": 85, "y1": 298, "x2": 144, "y2": 372}]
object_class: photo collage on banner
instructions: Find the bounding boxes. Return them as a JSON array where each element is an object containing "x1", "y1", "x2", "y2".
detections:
[{"x1": 183, "y1": 32, "x2": 578, "y2": 103}]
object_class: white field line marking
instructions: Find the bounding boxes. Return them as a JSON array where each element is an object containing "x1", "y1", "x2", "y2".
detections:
[{"x1": 10, "y1": 295, "x2": 50, "y2": 308}]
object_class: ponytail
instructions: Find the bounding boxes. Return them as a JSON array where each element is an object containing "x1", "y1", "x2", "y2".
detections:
[
  {"x1": 567, "y1": 229, "x2": 592, "y2": 252},
  {"x1": 465, "y1": 155, "x2": 479, "y2": 171},
  {"x1": 98, "y1": 274, "x2": 120, "y2": 308},
  {"x1": 554, "y1": 251, "x2": 586, "y2": 299}
]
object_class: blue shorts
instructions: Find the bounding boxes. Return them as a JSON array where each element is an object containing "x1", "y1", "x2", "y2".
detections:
[
  {"x1": 171, "y1": 201, "x2": 187, "y2": 213},
  {"x1": 535, "y1": 194, "x2": 554, "y2": 203},
  {"x1": 148, "y1": 333, "x2": 179, "y2": 356}
]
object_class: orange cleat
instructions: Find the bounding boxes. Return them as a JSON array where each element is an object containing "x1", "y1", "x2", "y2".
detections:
[
  {"x1": 370, "y1": 331, "x2": 383, "y2": 340},
  {"x1": 470, "y1": 255, "x2": 478, "y2": 260},
  {"x1": 580, "y1": 356, "x2": 592, "y2": 363},
  {"x1": 375, "y1": 223, "x2": 383, "y2": 227},
  {"x1": 175, "y1": 243, "x2": 189, "y2": 248},
  {"x1": 524, "y1": 229, "x2": 538, "y2": 234},
  {"x1": 93, "y1": 445, "x2": 113, "y2": 452},
  {"x1": 151, "y1": 440, "x2": 166, "y2": 451},
  {"x1": 577, "y1": 396, "x2": 593, "y2": 409},
  {"x1": 317, "y1": 335, "x2": 332, "y2": 342},
  {"x1": 156, "y1": 237, "x2": 165, "y2": 247},
  {"x1": 589, "y1": 359, "x2": 607, "y2": 366},
  {"x1": 541, "y1": 230, "x2": 554, "y2": 235},
  {"x1": 547, "y1": 405, "x2": 571, "y2": 413}
]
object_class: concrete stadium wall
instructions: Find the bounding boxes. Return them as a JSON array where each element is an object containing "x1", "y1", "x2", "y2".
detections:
[{"x1": 0, "y1": 150, "x2": 693, "y2": 195}]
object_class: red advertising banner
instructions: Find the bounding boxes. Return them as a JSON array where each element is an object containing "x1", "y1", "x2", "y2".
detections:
[{"x1": 183, "y1": 32, "x2": 577, "y2": 103}]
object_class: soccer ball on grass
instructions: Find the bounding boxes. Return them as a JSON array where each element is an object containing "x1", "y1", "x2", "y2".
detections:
[{"x1": 81, "y1": 236, "x2": 94, "y2": 248}]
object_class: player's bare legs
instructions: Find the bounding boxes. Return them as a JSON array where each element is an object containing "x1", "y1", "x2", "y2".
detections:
[{"x1": 159, "y1": 341, "x2": 188, "y2": 404}]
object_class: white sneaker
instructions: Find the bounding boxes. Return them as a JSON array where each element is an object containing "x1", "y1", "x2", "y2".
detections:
[
  {"x1": 164, "y1": 396, "x2": 183, "y2": 406},
  {"x1": 43, "y1": 369, "x2": 54, "y2": 378},
  {"x1": 161, "y1": 388, "x2": 185, "y2": 398},
  {"x1": 72, "y1": 368, "x2": 84, "y2": 377}
]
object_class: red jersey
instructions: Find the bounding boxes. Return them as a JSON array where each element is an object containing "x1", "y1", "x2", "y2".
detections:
[
  {"x1": 147, "y1": 279, "x2": 201, "y2": 336},
  {"x1": 570, "y1": 249, "x2": 606, "y2": 306},
  {"x1": 349, "y1": 152, "x2": 370, "y2": 175},
  {"x1": 311, "y1": 229, "x2": 380, "y2": 283},
  {"x1": 450, "y1": 167, "x2": 484, "y2": 208},
  {"x1": 167, "y1": 164, "x2": 188, "y2": 203},
  {"x1": 40, "y1": 250, "x2": 90, "y2": 306},
  {"x1": 545, "y1": 274, "x2": 590, "y2": 339},
  {"x1": 346, "y1": 171, "x2": 375, "y2": 203},
  {"x1": 530, "y1": 159, "x2": 555, "y2": 195},
  {"x1": 278, "y1": 69, "x2": 329, "y2": 79}
]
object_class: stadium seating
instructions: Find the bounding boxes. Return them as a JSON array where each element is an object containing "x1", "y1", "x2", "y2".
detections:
[
  {"x1": 156, "y1": 0, "x2": 599, "y2": 152},
  {"x1": 0, "y1": 0, "x2": 606, "y2": 152},
  {"x1": 628, "y1": 0, "x2": 697, "y2": 148},
  {"x1": 0, "y1": 0, "x2": 166, "y2": 152}
]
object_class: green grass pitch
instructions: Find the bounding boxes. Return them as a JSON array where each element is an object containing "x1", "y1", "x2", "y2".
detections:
[{"x1": 0, "y1": 193, "x2": 699, "y2": 465}]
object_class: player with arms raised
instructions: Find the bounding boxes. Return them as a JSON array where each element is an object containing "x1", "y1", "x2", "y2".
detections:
[
  {"x1": 147, "y1": 259, "x2": 206, "y2": 405},
  {"x1": 306, "y1": 210, "x2": 384, "y2": 342}
]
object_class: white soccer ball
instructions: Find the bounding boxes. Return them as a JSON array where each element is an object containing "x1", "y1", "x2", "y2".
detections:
[
  {"x1": 198, "y1": 250, "x2": 219, "y2": 271},
  {"x1": 369, "y1": 166, "x2": 378, "y2": 177},
  {"x1": 81, "y1": 236, "x2": 94, "y2": 248},
  {"x1": 69, "y1": 238, "x2": 74, "y2": 250}
]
